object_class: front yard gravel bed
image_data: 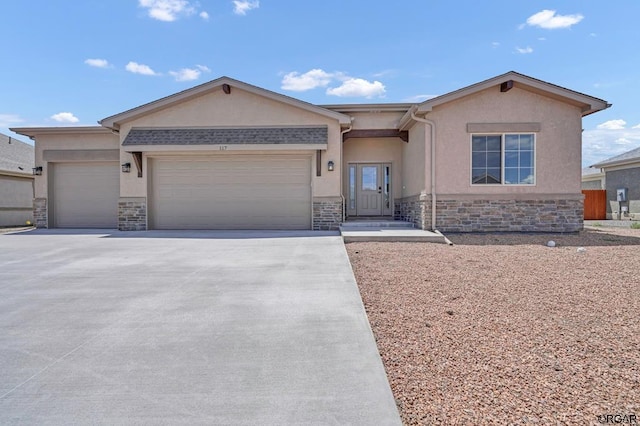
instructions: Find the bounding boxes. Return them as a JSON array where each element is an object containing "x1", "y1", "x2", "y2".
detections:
[{"x1": 346, "y1": 227, "x2": 640, "y2": 425}]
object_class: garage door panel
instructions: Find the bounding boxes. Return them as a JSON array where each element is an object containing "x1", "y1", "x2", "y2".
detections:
[
  {"x1": 53, "y1": 162, "x2": 119, "y2": 228},
  {"x1": 151, "y1": 156, "x2": 311, "y2": 230}
]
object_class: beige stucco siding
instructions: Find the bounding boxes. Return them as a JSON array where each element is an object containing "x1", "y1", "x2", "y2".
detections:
[
  {"x1": 342, "y1": 138, "x2": 403, "y2": 203},
  {"x1": 425, "y1": 86, "x2": 583, "y2": 196},
  {"x1": 402, "y1": 123, "x2": 427, "y2": 198},
  {"x1": 349, "y1": 111, "x2": 405, "y2": 129},
  {"x1": 33, "y1": 132, "x2": 119, "y2": 199},
  {"x1": 118, "y1": 88, "x2": 342, "y2": 198}
]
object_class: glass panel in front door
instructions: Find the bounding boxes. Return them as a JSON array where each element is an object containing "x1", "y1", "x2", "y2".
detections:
[{"x1": 356, "y1": 164, "x2": 382, "y2": 216}]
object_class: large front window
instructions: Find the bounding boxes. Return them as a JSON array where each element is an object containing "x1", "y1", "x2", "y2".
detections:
[{"x1": 471, "y1": 134, "x2": 535, "y2": 185}]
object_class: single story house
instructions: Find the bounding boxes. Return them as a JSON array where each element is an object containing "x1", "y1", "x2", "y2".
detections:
[
  {"x1": 12, "y1": 71, "x2": 609, "y2": 232},
  {"x1": 590, "y1": 146, "x2": 640, "y2": 220},
  {"x1": 0, "y1": 133, "x2": 34, "y2": 227}
]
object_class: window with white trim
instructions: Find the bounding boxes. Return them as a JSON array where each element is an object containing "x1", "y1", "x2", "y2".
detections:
[{"x1": 471, "y1": 133, "x2": 535, "y2": 185}]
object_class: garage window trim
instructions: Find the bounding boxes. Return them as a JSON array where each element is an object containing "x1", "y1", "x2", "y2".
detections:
[{"x1": 471, "y1": 133, "x2": 536, "y2": 185}]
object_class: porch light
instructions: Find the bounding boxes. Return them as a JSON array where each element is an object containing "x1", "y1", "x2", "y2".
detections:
[
  {"x1": 121, "y1": 162, "x2": 131, "y2": 173},
  {"x1": 32, "y1": 166, "x2": 43, "y2": 176},
  {"x1": 327, "y1": 160, "x2": 335, "y2": 172}
]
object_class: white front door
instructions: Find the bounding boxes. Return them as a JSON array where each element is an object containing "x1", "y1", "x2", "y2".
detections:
[{"x1": 348, "y1": 163, "x2": 392, "y2": 217}]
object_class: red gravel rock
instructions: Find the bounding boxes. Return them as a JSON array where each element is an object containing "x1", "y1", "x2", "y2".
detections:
[{"x1": 346, "y1": 227, "x2": 640, "y2": 425}]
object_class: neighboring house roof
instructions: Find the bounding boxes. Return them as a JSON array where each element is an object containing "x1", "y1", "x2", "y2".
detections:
[
  {"x1": 399, "y1": 71, "x2": 610, "y2": 129},
  {"x1": 0, "y1": 133, "x2": 34, "y2": 177},
  {"x1": 582, "y1": 167, "x2": 604, "y2": 177},
  {"x1": 99, "y1": 76, "x2": 353, "y2": 129},
  {"x1": 122, "y1": 127, "x2": 328, "y2": 146},
  {"x1": 591, "y1": 146, "x2": 640, "y2": 169}
]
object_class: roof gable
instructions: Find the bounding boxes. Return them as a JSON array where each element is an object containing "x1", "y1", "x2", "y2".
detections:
[
  {"x1": 99, "y1": 76, "x2": 352, "y2": 129},
  {"x1": 414, "y1": 71, "x2": 610, "y2": 117}
]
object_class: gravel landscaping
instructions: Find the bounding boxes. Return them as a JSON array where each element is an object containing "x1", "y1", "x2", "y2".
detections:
[{"x1": 346, "y1": 226, "x2": 640, "y2": 425}]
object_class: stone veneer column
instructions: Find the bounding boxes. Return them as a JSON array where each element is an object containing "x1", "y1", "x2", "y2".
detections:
[
  {"x1": 312, "y1": 197, "x2": 343, "y2": 230},
  {"x1": 33, "y1": 198, "x2": 48, "y2": 228},
  {"x1": 394, "y1": 194, "x2": 430, "y2": 230},
  {"x1": 118, "y1": 197, "x2": 147, "y2": 231}
]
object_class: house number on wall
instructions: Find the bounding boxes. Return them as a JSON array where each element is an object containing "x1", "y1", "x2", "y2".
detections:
[{"x1": 219, "y1": 146, "x2": 228, "y2": 150}]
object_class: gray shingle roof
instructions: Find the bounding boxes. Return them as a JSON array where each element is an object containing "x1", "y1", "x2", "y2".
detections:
[
  {"x1": 0, "y1": 133, "x2": 34, "y2": 175},
  {"x1": 122, "y1": 127, "x2": 328, "y2": 146},
  {"x1": 592, "y1": 145, "x2": 640, "y2": 168}
]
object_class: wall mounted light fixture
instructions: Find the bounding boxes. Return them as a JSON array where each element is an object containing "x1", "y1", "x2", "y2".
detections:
[
  {"x1": 121, "y1": 162, "x2": 131, "y2": 173},
  {"x1": 32, "y1": 166, "x2": 43, "y2": 176},
  {"x1": 327, "y1": 161, "x2": 335, "y2": 171}
]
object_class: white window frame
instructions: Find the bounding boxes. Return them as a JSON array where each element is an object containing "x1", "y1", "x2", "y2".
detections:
[{"x1": 470, "y1": 133, "x2": 536, "y2": 186}]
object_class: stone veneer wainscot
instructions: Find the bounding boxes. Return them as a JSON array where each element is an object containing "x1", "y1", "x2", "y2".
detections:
[{"x1": 435, "y1": 198, "x2": 584, "y2": 232}]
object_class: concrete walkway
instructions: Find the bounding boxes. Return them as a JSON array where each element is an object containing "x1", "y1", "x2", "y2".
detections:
[
  {"x1": 0, "y1": 229, "x2": 401, "y2": 425},
  {"x1": 340, "y1": 220, "x2": 452, "y2": 243}
]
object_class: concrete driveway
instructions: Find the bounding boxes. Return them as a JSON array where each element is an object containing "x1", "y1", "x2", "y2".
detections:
[{"x1": 0, "y1": 229, "x2": 400, "y2": 425}]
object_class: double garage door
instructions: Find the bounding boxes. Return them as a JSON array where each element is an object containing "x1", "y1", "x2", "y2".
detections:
[{"x1": 150, "y1": 156, "x2": 311, "y2": 230}]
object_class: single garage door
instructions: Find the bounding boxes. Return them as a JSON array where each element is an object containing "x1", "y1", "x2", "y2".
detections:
[
  {"x1": 150, "y1": 156, "x2": 311, "y2": 230},
  {"x1": 52, "y1": 162, "x2": 119, "y2": 228}
]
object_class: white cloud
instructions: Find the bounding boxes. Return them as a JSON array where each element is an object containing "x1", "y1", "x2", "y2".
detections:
[
  {"x1": 50, "y1": 112, "x2": 79, "y2": 123},
  {"x1": 84, "y1": 58, "x2": 110, "y2": 68},
  {"x1": 281, "y1": 69, "x2": 386, "y2": 98},
  {"x1": 233, "y1": 0, "x2": 259, "y2": 15},
  {"x1": 583, "y1": 127, "x2": 640, "y2": 166},
  {"x1": 525, "y1": 9, "x2": 584, "y2": 29},
  {"x1": 538, "y1": 37, "x2": 546, "y2": 41},
  {"x1": 597, "y1": 119, "x2": 626, "y2": 130},
  {"x1": 491, "y1": 42, "x2": 500, "y2": 48},
  {"x1": 199, "y1": 11, "x2": 209, "y2": 20},
  {"x1": 515, "y1": 46, "x2": 533, "y2": 54},
  {"x1": 281, "y1": 69, "x2": 333, "y2": 91},
  {"x1": 139, "y1": 0, "x2": 196, "y2": 22},
  {"x1": 633, "y1": 124, "x2": 640, "y2": 129},
  {"x1": 196, "y1": 64, "x2": 211, "y2": 72},
  {"x1": 0, "y1": 114, "x2": 25, "y2": 127},
  {"x1": 169, "y1": 67, "x2": 202, "y2": 81},
  {"x1": 126, "y1": 61, "x2": 159, "y2": 76},
  {"x1": 326, "y1": 78, "x2": 386, "y2": 99}
]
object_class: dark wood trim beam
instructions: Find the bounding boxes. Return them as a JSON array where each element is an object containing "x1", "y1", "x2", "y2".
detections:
[
  {"x1": 316, "y1": 150, "x2": 321, "y2": 177},
  {"x1": 500, "y1": 80, "x2": 514, "y2": 92},
  {"x1": 132, "y1": 152, "x2": 143, "y2": 178},
  {"x1": 343, "y1": 129, "x2": 409, "y2": 142}
]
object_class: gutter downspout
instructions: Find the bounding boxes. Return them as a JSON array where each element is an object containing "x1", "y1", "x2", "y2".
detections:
[
  {"x1": 410, "y1": 110, "x2": 437, "y2": 231},
  {"x1": 340, "y1": 122, "x2": 353, "y2": 223}
]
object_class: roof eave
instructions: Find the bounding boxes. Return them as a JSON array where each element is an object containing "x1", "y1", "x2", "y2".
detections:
[
  {"x1": 10, "y1": 126, "x2": 112, "y2": 138},
  {"x1": 415, "y1": 71, "x2": 611, "y2": 116},
  {"x1": 99, "y1": 76, "x2": 352, "y2": 129}
]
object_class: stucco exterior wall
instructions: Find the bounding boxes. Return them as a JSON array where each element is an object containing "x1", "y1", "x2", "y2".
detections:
[
  {"x1": 32, "y1": 131, "x2": 119, "y2": 199},
  {"x1": 342, "y1": 137, "x2": 404, "y2": 205},
  {"x1": 348, "y1": 111, "x2": 405, "y2": 129},
  {"x1": 425, "y1": 86, "x2": 583, "y2": 196},
  {"x1": 402, "y1": 123, "x2": 426, "y2": 198},
  {"x1": 118, "y1": 87, "x2": 342, "y2": 198}
]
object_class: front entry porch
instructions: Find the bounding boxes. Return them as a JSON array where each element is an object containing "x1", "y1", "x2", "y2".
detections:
[{"x1": 339, "y1": 217, "x2": 451, "y2": 244}]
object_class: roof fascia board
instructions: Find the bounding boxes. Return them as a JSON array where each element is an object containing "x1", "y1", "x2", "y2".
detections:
[
  {"x1": 10, "y1": 126, "x2": 112, "y2": 138},
  {"x1": 321, "y1": 103, "x2": 414, "y2": 113},
  {"x1": 99, "y1": 76, "x2": 352, "y2": 129}
]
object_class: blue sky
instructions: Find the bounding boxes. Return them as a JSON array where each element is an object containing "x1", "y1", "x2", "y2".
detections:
[{"x1": 1, "y1": 1, "x2": 639, "y2": 167}]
